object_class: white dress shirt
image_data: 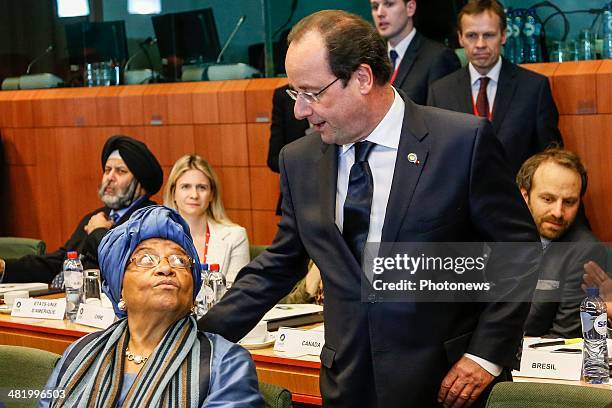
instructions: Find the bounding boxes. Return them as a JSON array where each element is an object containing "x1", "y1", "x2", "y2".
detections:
[
  {"x1": 334, "y1": 87, "x2": 502, "y2": 377},
  {"x1": 468, "y1": 57, "x2": 503, "y2": 116},
  {"x1": 388, "y1": 28, "x2": 417, "y2": 69}
]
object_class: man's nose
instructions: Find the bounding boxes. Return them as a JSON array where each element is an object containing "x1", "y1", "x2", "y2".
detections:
[
  {"x1": 550, "y1": 201, "x2": 564, "y2": 219},
  {"x1": 293, "y1": 97, "x2": 312, "y2": 120}
]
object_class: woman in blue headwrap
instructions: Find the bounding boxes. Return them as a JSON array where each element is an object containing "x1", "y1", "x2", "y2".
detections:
[{"x1": 38, "y1": 206, "x2": 263, "y2": 408}]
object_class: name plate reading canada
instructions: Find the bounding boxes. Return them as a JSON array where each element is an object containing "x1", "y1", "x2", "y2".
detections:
[
  {"x1": 11, "y1": 298, "x2": 66, "y2": 320},
  {"x1": 75, "y1": 303, "x2": 115, "y2": 329},
  {"x1": 274, "y1": 327, "x2": 325, "y2": 357}
]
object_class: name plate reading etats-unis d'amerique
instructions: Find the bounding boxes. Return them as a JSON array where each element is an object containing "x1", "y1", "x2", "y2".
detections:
[
  {"x1": 11, "y1": 298, "x2": 66, "y2": 320},
  {"x1": 75, "y1": 303, "x2": 116, "y2": 329},
  {"x1": 274, "y1": 326, "x2": 325, "y2": 357}
]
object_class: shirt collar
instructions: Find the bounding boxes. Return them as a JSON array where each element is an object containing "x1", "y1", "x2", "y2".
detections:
[
  {"x1": 388, "y1": 28, "x2": 416, "y2": 60},
  {"x1": 340, "y1": 87, "x2": 404, "y2": 155},
  {"x1": 109, "y1": 195, "x2": 147, "y2": 221},
  {"x1": 468, "y1": 56, "x2": 502, "y2": 86}
]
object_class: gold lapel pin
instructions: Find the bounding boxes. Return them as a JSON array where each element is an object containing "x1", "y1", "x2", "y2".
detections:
[{"x1": 407, "y1": 153, "x2": 420, "y2": 165}]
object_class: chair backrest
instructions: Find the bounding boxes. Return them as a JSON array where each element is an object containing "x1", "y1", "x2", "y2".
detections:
[
  {"x1": 259, "y1": 381, "x2": 292, "y2": 408},
  {"x1": 485, "y1": 381, "x2": 612, "y2": 408},
  {"x1": 0, "y1": 345, "x2": 60, "y2": 402},
  {"x1": 249, "y1": 245, "x2": 268, "y2": 261},
  {"x1": 0, "y1": 237, "x2": 46, "y2": 258}
]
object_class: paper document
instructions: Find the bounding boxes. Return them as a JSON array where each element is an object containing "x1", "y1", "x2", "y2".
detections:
[
  {"x1": 262, "y1": 304, "x2": 323, "y2": 322},
  {"x1": 0, "y1": 282, "x2": 48, "y2": 297}
]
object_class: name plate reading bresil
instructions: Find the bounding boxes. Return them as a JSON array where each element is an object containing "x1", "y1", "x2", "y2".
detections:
[
  {"x1": 274, "y1": 327, "x2": 325, "y2": 357},
  {"x1": 11, "y1": 298, "x2": 66, "y2": 320},
  {"x1": 76, "y1": 303, "x2": 115, "y2": 329},
  {"x1": 513, "y1": 348, "x2": 581, "y2": 381}
]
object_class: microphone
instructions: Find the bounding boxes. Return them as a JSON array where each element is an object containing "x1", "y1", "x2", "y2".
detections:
[
  {"x1": 26, "y1": 45, "x2": 53, "y2": 75},
  {"x1": 216, "y1": 15, "x2": 246, "y2": 64},
  {"x1": 124, "y1": 37, "x2": 157, "y2": 71}
]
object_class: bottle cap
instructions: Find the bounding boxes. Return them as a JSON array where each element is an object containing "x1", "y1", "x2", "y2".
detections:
[
  {"x1": 209, "y1": 264, "x2": 220, "y2": 271},
  {"x1": 586, "y1": 287, "x2": 600, "y2": 297},
  {"x1": 67, "y1": 251, "x2": 78, "y2": 259}
]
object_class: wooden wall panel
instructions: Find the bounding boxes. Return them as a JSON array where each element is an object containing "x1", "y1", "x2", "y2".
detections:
[
  {"x1": 247, "y1": 123, "x2": 270, "y2": 167},
  {"x1": 118, "y1": 85, "x2": 146, "y2": 126},
  {"x1": 522, "y1": 62, "x2": 559, "y2": 89},
  {"x1": 166, "y1": 83, "x2": 195, "y2": 125},
  {"x1": 143, "y1": 125, "x2": 195, "y2": 167},
  {"x1": 64, "y1": 88, "x2": 99, "y2": 127},
  {"x1": 553, "y1": 61, "x2": 602, "y2": 115},
  {"x1": 252, "y1": 210, "x2": 280, "y2": 245},
  {"x1": 218, "y1": 80, "x2": 248, "y2": 123},
  {"x1": 8, "y1": 90, "x2": 36, "y2": 128},
  {"x1": 192, "y1": 82, "x2": 223, "y2": 124},
  {"x1": 249, "y1": 167, "x2": 279, "y2": 211},
  {"x1": 218, "y1": 167, "x2": 251, "y2": 210},
  {"x1": 142, "y1": 84, "x2": 169, "y2": 126},
  {"x1": 245, "y1": 78, "x2": 285, "y2": 124},
  {"x1": 1, "y1": 128, "x2": 37, "y2": 165},
  {"x1": 596, "y1": 60, "x2": 612, "y2": 114},
  {"x1": 194, "y1": 124, "x2": 224, "y2": 166},
  {"x1": 96, "y1": 87, "x2": 124, "y2": 126}
]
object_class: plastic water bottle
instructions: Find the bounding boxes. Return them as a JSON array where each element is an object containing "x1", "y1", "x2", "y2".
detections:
[
  {"x1": 504, "y1": 8, "x2": 516, "y2": 63},
  {"x1": 603, "y1": 3, "x2": 612, "y2": 59},
  {"x1": 523, "y1": 9, "x2": 538, "y2": 63},
  {"x1": 204, "y1": 263, "x2": 226, "y2": 310},
  {"x1": 63, "y1": 251, "x2": 83, "y2": 322},
  {"x1": 195, "y1": 263, "x2": 209, "y2": 318},
  {"x1": 513, "y1": 10, "x2": 525, "y2": 64},
  {"x1": 580, "y1": 287, "x2": 610, "y2": 384}
]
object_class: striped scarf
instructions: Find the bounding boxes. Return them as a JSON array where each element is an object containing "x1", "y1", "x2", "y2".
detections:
[{"x1": 51, "y1": 315, "x2": 203, "y2": 408}]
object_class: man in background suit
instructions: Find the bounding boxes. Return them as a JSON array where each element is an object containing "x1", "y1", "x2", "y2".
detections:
[
  {"x1": 428, "y1": 0, "x2": 563, "y2": 174},
  {"x1": 517, "y1": 148, "x2": 606, "y2": 338},
  {"x1": 268, "y1": 84, "x2": 310, "y2": 214},
  {"x1": 371, "y1": 0, "x2": 460, "y2": 104},
  {"x1": 0, "y1": 135, "x2": 162, "y2": 284},
  {"x1": 200, "y1": 10, "x2": 540, "y2": 407}
]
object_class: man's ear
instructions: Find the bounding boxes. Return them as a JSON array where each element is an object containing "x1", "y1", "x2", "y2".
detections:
[
  {"x1": 406, "y1": 0, "x2": 417, "y2": 18},
  {"x1": 354, "y1": 64, "x2": 374, "y2": 95},
  {"x1": 520, "y1": 188, "x2": 530, "y2": 205}
]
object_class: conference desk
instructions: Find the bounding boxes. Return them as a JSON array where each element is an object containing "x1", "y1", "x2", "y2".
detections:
[{"x1": 1, "y1": 312, "x2": 610, "y2": 407}]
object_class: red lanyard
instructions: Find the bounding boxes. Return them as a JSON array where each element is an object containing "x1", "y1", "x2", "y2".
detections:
[
  {"x1": 202, "y1": 223, "x2": 210, "y2": 264},
  {"x1": 390, "y1": 66, "x2": 399, "y2": 84}
]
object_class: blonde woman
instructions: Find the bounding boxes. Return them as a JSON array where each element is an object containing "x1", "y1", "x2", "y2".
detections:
[{"x1": 164, "y1": 154, "x2": 249, "y2": 287}]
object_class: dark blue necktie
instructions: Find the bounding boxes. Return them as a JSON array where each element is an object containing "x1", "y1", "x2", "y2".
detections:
[
  {"x1": 389, "y1": 49, "x2": 399, "y2": 69},
  {"x1": 343, "y1": 141, "x2": 376, "y2": 264}
]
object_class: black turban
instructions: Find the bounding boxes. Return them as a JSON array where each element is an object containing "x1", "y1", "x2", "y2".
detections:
[{"x1": 101, "y1": 135, "x2": 163, "y2": 195}]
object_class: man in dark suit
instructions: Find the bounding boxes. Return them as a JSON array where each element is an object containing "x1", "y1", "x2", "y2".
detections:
[
  {"x1": 0, "y1": 135, "x2": 162, "y2": 284},
  {"x1": 516, "y1": 148, "x2": 606, "y2": 338},
  {"x1": 200, "y1": 10, "x2": 540, "y2": 408},
  {"x1": 268, "y1": 84, "x2": 310, "y2": 214},
  {"x1": 371, "y1": 0, "x2": 460, "y2": 104},
  {"x1": 427, "y1": 0, "x2": 563, "y2": 174}
]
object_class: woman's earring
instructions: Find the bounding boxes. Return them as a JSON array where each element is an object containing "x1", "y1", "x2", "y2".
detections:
[
  {"x1": 118, "y1": 298, "x2": 127, "y2": 311},
  {"x1": 191, "y1": 304, "x2": 198, "y2": 315}
]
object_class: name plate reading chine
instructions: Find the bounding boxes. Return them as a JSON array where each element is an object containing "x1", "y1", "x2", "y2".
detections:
[
  {"x1": 11, "y1": 298, "x2": 66, "y2": 320},
  {"x1": 274, "y1": 327, "x2": 325, "y2": 357},
  {"x1": 75, "y1": 303, "x2": 115, "y2": 329}
]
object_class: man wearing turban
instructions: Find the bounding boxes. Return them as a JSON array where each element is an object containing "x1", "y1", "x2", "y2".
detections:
[{"x1": 0, "y1": 135, "x2": 163, "y2": 284}]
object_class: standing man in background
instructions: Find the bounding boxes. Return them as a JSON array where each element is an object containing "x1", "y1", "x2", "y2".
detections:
[
  {"x1": 0, "y1": 135, "x2": 162, "y2": 284},
  {"x1": 371, "y1": 0, "x2": 461, "y2": 104},
  {"x1": 201, "y1": 9, "x2": 540, "y2": 407},
  {"x1": 428, "y1": 0, "x2": 563, "y2": 174}
]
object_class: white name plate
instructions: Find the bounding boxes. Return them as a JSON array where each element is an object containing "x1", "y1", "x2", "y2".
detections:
[
  {"x1": 274, "y1": 327, "x2": 325, "y2": 357},
  {"x1": 513, "y1": 348, "x2": 581, "y2": 381},
  {"x1": 75, "y1": 303, "x2": 115, "y2": 329},
  {"x1": 11, "y1": 298, "x2": 66, "y2": 320}
]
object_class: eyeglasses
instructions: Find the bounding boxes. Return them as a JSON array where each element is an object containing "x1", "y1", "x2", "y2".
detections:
[
  {"x1": 129, "y1": 253, "x2": 192, "y2": 269},
  {"x1": 286, "y1": 77, "x2": 340, "y2": 104}
]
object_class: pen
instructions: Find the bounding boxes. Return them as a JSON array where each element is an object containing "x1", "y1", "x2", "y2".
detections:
[{"x1": 529, "y1": 338, "x2": 582, "y2": 348}]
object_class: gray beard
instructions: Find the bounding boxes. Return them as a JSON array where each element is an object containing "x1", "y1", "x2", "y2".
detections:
[{"x1": 98, "y1": 179, "x2": 138, "y2": 210}]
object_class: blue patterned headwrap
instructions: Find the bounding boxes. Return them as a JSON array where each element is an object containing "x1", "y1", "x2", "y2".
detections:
[{"x1": 98, "y1": 205, "x2": 202, "y2": 318}]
